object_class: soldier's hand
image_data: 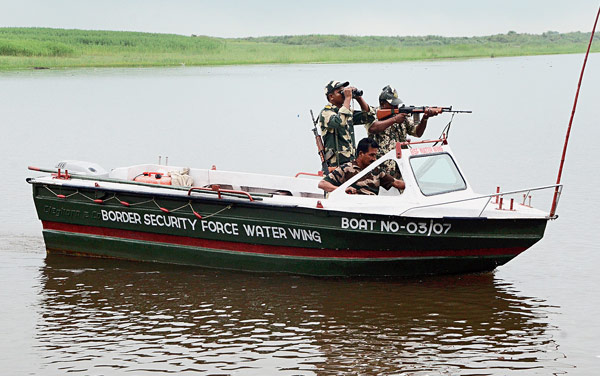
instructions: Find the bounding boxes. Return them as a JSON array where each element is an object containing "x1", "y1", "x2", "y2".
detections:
[
  {"x1": 394, "y1": 113, "x2": 406, "y2": 123},
  {"x1": 423, "y1": 107, "x2": 442, "y2": 118},
  {"x1": 345, "y1": 186, "x2": 357, "y2": 194},
  {"x1": 393, "y1": 179, "x2": 406, "y2": 190},
  {"x1": 343, "y1": 86, "x2": 354, "y2": 98}
]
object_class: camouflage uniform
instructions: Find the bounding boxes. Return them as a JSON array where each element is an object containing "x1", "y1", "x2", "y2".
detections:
[
  {"x1": 365, "y1": 111, "x2": 421, "y2": 177},
  {"x1": 323, "y1": 161, "x2": 395, "y2": 195},
  {"x1": 319, "y1": 105, "x2": 374, "y2": 167}
]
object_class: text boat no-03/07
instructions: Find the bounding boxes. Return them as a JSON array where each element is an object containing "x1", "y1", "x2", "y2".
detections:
[{"x1": 27, "y1": 136, "x2": 562, "y2": 277}]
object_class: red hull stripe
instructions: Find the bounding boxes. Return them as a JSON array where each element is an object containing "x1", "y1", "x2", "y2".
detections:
[{"x1": 42, "y1": 221, "x2": 526, "y2": 259}]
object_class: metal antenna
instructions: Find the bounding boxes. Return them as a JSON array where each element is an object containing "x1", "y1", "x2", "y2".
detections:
[{"x1": 550, "y1": 5, "x2": 600, "y2": 217}]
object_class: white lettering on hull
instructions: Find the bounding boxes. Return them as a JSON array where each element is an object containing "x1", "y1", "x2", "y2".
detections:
[
  {"x1": 101, "y1": 209, "x2": 197, "y2": 230},
  {"x1": 97, "y1": 209, "x2": 322, "y2": 244},
  {"x1": 341, "y1": 217, "x2": 451, "y2": 236}
]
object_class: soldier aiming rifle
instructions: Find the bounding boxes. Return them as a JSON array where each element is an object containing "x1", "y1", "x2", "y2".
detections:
[{"x1": 366, "y1": 85, "x2": 471, "y2": 177}]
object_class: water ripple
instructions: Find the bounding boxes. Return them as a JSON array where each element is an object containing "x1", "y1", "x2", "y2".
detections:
[{"x1": 29, "y1": 255, "x2": 566, "y2": 375}]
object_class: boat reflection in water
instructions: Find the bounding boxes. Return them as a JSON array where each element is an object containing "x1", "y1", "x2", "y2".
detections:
[{"x1": 37, "y1": 255, "x2": 566, "y2": 375}]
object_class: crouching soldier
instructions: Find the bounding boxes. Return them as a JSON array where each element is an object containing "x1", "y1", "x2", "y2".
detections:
[{"x1": 318, "y1": 138, "x2": 405, "y2": 195}]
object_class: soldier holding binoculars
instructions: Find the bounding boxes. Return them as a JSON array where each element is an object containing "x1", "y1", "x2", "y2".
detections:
[{"x1": 318, "y1": 80, "x2": 375, "y2": 168}]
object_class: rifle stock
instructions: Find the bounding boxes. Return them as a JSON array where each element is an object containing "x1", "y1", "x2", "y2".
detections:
[
  {"x1": 310, "y1": 110, "x2": 330, "y2": 174},
  {"x1": 376, "y1": 106, "x2": 471, "y2": 120}
]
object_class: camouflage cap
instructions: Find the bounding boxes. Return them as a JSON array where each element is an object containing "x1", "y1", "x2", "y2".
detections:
[
  {"x1": 379, "y1": 85, "x2": 403, "y2": 106},
  {"x1": 325, "y1": 80, "x2": 349, "y2": 95}
]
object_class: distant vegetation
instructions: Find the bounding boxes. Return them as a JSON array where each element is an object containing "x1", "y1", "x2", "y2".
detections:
[
  {"x1": 242, "y1": 31, "x2": 596, "y2": 48},
  {"x1": 0, "y1": 28, "x2": 598, "y2": 70}
]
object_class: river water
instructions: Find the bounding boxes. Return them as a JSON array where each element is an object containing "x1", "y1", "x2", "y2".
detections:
[{"x1": 1, "y1": 54, "x2": 599, "y2": 375}]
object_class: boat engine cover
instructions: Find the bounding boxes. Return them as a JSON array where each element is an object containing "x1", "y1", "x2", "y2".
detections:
[{"x1": 55, "y1": 160, "x2": 108, "y2": 176}]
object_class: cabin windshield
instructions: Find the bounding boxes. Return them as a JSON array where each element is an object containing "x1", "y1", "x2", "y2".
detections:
[{"x1": 409, "y1": 153, "x2": 466, "y2": 196}]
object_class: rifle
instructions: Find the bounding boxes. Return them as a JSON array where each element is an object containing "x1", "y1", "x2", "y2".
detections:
[
  {"x1": 310, "y1": 110, "x2": 330, "y2": 174},
  {"x1": 376, "y1": 106, "x2": 472, "y2": 120}
]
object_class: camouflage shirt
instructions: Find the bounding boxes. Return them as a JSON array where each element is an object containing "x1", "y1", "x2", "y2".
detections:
[
  {"x1": 365, "y1": 111, "x2": 422, "y2": 177},
  {"x1": 323, "y1": 161, "x2": 395, "y2": 195},
  {"x1": 319, "y1": 104, "x2": 375, "y2": 167}
]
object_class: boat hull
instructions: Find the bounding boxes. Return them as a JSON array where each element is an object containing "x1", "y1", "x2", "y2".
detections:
[{"x1": 32, "y1": 182, "x2": 547, "y2": 277}]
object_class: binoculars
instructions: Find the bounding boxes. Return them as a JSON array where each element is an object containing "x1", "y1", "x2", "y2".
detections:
[{"x1": 341, "y1": 88, "x2": 363, "y2": 98}]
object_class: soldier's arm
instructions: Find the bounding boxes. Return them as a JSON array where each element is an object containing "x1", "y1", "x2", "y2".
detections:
[
  {"x1": 412, "y1": 115, "x2": 425, "y2": 137},
  {"x1": 368, "y1": 113, "x2": 407, "y2": 134},
  {"x1": 342, "y1": 86, "x2": 354, "y2": 109},
  {"x1": 318, "y1": 167, "x2": 345, "y2": 192},
  {"x1": 353, "y1": 105, "x2": 376, "y2": 126},
  {"x1": 380, "y1": 173, "x2": 405, "y2": 191},
  {"x1": 322, "y1": 109, "x2": 350, "y2": 132},
  {"x1": 318, "y1": 179, "x2": 339, "y2": 193},
  {"x1": 412, "y1": 108, "x2": 440, "y2": 137},
  {"x1": 355, "y1": 95, "x2": 370, "y2": 113}
]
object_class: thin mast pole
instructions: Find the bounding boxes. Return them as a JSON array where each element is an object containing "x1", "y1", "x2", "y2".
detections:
[{"x1": 549, "y1": 6, "x2": 600, "y2": 217}]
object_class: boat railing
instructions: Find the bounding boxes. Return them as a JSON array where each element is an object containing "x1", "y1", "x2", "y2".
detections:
[
  {"x1": 27, "y1": 166, "x2": 271, "y2": 201},
  {"x1": 188, "y1": 186, "x2": 256, "y2": 202},
  {"x1": 294, "y1": 171, "x2": 323, "y2": 178},
  {"x1": 27, "y1": 166, "x2": 196, "y2": 192},
  {"x1": 399, "y1": 184, "x2": 563, "y2": 218}
]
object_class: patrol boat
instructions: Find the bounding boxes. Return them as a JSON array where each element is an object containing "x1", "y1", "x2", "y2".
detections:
[{"x1": 27, "y1": 137, "x2": 560, "y2": 277}]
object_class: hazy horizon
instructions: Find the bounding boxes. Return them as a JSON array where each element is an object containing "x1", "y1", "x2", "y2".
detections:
[{"x1": 1, "y1": 0, "x2": 598, "y2": 39}]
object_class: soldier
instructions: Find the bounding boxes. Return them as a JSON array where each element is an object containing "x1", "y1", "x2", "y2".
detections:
[
  {"x1": 319, "y1": 81, "x2": 375, "y2": 168},
  {"x1": 318, "y1": 138, "x2": 405, "y2": 195},
  {"x1": 366, "y1": 85, "x2": 441, "y2": 177}
]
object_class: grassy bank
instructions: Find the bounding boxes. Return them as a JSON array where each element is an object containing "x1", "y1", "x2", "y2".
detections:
[{"x1": 0, "y1": 28, "x2": 598, "y2": 70}]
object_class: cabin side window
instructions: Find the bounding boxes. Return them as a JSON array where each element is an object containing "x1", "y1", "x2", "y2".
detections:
[{"x1": 409, "y1": 153, "x2": 466, "y2": 196}]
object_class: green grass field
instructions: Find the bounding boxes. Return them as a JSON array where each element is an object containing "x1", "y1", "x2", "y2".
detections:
[{"x1": 0, "y1": 28, "x2": 598, "y2": 70}]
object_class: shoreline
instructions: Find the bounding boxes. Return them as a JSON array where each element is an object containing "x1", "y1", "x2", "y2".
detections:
[
  {"x1": 1, "y1": 51, "x2": 595, "y2": 72},
  {"x1": 1, "y1": 51, "x2": 596, "y2": 72},
  {"x1": 1, "y1": 27, "x2": 598, "y2": 70}
]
